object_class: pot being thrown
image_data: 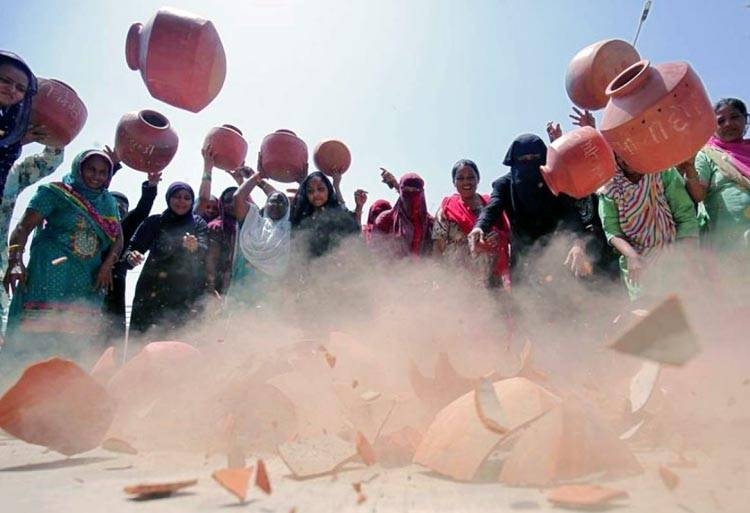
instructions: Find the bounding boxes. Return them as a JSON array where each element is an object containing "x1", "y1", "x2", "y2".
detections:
[
  {"x1": 313, "y1": 139, "x2": 351, "y2": 176},
  {"x1": 29, "y1": 78, "x2": 88, "y2": 147},
  {"x1": 114, "y1": 109, "x2": 179, "y2": 173},
  {"x1": 259, "y1": 129, "x2": 308, "y2": 183},
  {"x1": 600, "y1": 59, "x2": 716, "y2": 174},
  {"x1": 125, "y1": 7, "x2": 226, "y2": 113},
  {"x1": 203, "y1": 125, "x2": 248, "y2": 171},
  {"x1": 541, "y1": 126, "x2": 616, "y2": 199},
  {"x1": 565, "y1": 39, "x2": 641, "y2": 111}
]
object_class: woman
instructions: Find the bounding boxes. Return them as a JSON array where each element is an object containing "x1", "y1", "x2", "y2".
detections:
[
  {"x1": 374, "y1": 172, "x2": 433, "y2": 257},
  {"x1": 207, "y1": 186, "x2": 238, "y2": 294},
  {"x1": 0, "y1": 50, "x2": 37, "y2": 200},
  {"x1": 468, "y1": 134, "x2": 586, "y2": 280},
  {"x1": 688, "y1": 98, "x2": 750, "y2": 251},
  {"x1": 598, "y1": 156, "x2": 699, "y2": 299},
  {"x1": 2, "y1": 150, "x2": 122, "y2": 364},
  {"x1": 228, "y1": 169, "x2": 291, "y2": 307},
  {"x1": 363, "y1": 199, "x2": 391, "y2": 245},
  {"x1": 434, "y1": 159, "x2": 511, "y2": 288},
  {"x1": 125, "y1": 182, "x2": 208, "y2": 337},
  {"x1": 290, "y1": 171, "x2": 359, "y2": 257}
]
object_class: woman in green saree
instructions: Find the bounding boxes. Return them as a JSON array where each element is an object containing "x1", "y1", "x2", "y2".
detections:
[{"x1": 2, "y1": 149, "x2": 122, "y2": 368}]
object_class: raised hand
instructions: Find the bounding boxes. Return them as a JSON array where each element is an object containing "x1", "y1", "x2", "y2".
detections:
[
  {"x1": 146, "y1": 170, "x2": 162, "y2": 187},
  {"x1": 379, "y1": 167, "x2": 398, "y2": 189},
  {"x1": 546, "y1": 122, "x2": 562, "y2": 142},
  {"x1": 354, "y1": 189, "x2": 368, "y2": 208},
  {"x1": 570, "y1": 107, "x2": 596, "y2": 128}
]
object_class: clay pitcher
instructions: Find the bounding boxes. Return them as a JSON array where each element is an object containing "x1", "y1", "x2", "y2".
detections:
[
  {"x1": 114, "y1": 109, "x2": 179, "y2": 173},
  {"x1": 29, "y1": 78, "x2": 88, "y2": 147},
  {"x1": 313, "y1": 139, "x2": 352, "y2": 175},
  {"x1": 259, "y1": 129, "x2": 308, "y2": 183},
  {"x1": 565, "y1": 39, "x2": 641, "y2": 111},
  {"x1": 600, "y1": 59, "x2": 717, "y2": 174},
  {"x1": 203, "y1": 125, "x2": 248, "y2": 171},
  {"x1": 541, "y1": 126, "x2": 616, "y2": 199},
  {"x1": 125, "y1": 7, "x2": 226, "y2": 113}
]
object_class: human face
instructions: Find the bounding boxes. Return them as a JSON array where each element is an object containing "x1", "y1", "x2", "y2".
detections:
[
  {"x1": 715, "y1": 104, "x2": 748, "y2": 143},
  {"x1": 265, "y1": 192, "x2": 288, "y2": 221},
  {"x1": 454, "y1": 165, "x2": 478, "y2": 198},
  {"x1": 80, "y1": 155, "x2": 111, "y2": 190},
  {"x1": 116, "y1": 198, "x2": 129, "y2": 219},
  {"x1": 169, "y1": 189, "x2": 193, "y2": 216},
  {"x1": 306, "y1": 176, "x2": 329, "y2": 208},
  {"x1": 221, "y1": 192, "x2": 235, "y2": 217},
  {"x1": 0, "y1": 64, "x2": 29, "y2": 108},
  {"x1": 204, "y1": 198, "x2": 219, "y2": 219}
]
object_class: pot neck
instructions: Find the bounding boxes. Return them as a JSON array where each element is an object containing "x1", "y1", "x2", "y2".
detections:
[{"x1": 607, "y1": 59, "x2": 652, "y2": 99}]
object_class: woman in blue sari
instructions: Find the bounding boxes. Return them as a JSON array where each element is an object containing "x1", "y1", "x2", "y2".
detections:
[{"x1": 2, "y1": 150, "x2": 122, "y2": 368}]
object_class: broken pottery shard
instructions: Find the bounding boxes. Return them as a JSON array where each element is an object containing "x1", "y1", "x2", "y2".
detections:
[
  {"x1": 609, "y1": 295, "x2": 700, "y2": 366},
  {"x1": 500, "y1": 398, "x2": 642, "y2": 486},
  {"x1": 630, "y1": 361, "x2": 661, "y2": 413},
  {"x1": 356, "y1": 431, "x2": 377, "y2": 466},
  {"x1": 619, "y1": 419, "x2": 646, "y2": 441},
  {"x1": 547, "y1": 484, "x2": 628, "y2": 507},
  {"x1": 658, "y1": 465, "x2": 680, "y2": 490},
  {"x1": 414, "y1": 377, "x2": 559, "y2": 481},
  {"x1": 374, "y1": 426, "x2": 423, "y2": 467},
  {"x1": 212, "y1": 467, "x2": 253, "y2": 502},
  {"x1": 0, "y1": 358, "x2": 115, "y2": 456},
  {"x1": 277, "y1": 434, "x2": 357, "y2": 478},
  {"x1": 124, "y1": 478, "x2": 198, "y2": 499},
  {"x1": 474, "y1": 378, "x2": 508, "y2": 434},
  {"x1": 409, "y1": 353, "x2": 474, "y2": 412},
  {"x1": 90, "y1": 346, "x2": 117, "y2": 385},
  {"x1": 255, "y1": 458, "x2": 272, "y2": 494},
  {"x1": 101, "y1": 437, "x2": 138, "y2": 455}
]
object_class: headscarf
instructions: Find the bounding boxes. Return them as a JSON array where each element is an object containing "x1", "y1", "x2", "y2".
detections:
[
  {"x1": 503, "y1": 133, "x2": 556, "y2": 218},
  {"x1": 374, "y1": 172, "x2": 433, "y2": 256},
  {"x1": 706, "y1": 135, "x2": 750, "y2": 180},
  {"x1": 0, "y1": 50, "x2": 37, "y2": 149},
  {"x1": 367, "y1": 199, "x2": 391, "y2": 226},
  {"x1": 290, "y1": 171, "x2": 340, "y2": 227},
  {"x1": 238, "y1": 195, "x2": 291, "y2": 277},
  {"x1": 46, "y1": 149, "x2": 120, "y2": 242},
  {"x1": 162, "y1": 181, "x2": 195, "y2": 224},
  {"x1": 208, "y1": 186, "x2": 238, "y2": 241},
  {"x1": 601, "y1": 168, "x2": 676, "y2": 255}
]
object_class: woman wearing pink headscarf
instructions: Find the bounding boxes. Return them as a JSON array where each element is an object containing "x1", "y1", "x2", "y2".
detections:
[
  {"x1": 373, "y1": 172, "x2": 433, "y2": 257},
  {"x1": 688, "y1": 98, "x2": 750, "y2": 251}
]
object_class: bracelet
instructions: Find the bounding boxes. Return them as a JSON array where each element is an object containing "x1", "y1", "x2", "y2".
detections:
[{"x1": 202, "y1": 171, "x2": 212, "y2": 181}]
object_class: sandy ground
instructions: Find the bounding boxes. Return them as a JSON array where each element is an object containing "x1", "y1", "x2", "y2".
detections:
[{"x1": 1, "y1": 430, "x2": 746, "y2": 513}]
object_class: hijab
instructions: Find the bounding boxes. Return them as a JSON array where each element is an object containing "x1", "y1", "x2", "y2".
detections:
[
  {"x1": 162, "y1": 181, "x2": 195, "y2": 224},
  {"x1": 238, "y1": 194, "x2": 291, "y2": 277},
  {"x1": 503, "y1": 133, "x2": 556, "y2": 218},
  {"x1": 374, "y1": 172, "x2": 432, "y2": 256},
  {"x1": 367, "y1": 199, "x2": 391, "y2": 226},
  {"x1": 0, "y1": 50, "x2": 37, "y2": 149}
]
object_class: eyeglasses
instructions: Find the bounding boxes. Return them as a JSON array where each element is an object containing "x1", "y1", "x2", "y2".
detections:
[{"x1": 0, "y1": 75, "x2": 28, "y2": 95}]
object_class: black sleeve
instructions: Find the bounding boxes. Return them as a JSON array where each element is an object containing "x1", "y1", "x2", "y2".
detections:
[
  {"x1": 557, "y1": 194, "x2": 587, "y2": 234},
  {"x1": 476, "y1": 176, "x2": 511, "y2": 233},
  {"x1": 192, "y1": 216, "x2": 210, "y2": 253},
  {"x1": 121, "y1": 182, "x2": 158, "y2": 244},
  {"x1": 127, "y1": 215, "x2": 161, "y2": 255}
]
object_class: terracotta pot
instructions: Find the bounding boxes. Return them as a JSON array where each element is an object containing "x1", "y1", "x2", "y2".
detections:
[
  {"x1": 313, "y1": 139, "x2": 351, "y2": 175},
  {"x1": 541, "y1": 126, "x2": 616, "y2": 199},
  {"x1": 600, "y1": 60, "x2": 717, "y2": 174},
  {"x1": 126, "y1": 7, "x2": 226, "y2": 113},
  {"x1": 259, "y1": 129, "x2": 308, "y2": 183},
  {"x1": 565, "y1": 39, "x2": 641, "y2": 111},
  {"x1": 29, "y1": 78, "x2": 88, "y2": 146},
  {"x1": 204, "y1": 124, "x2": 248, "y2": 171},
  {"x1": 114, "y1": 109, "x2": 179, "y2": 173}
]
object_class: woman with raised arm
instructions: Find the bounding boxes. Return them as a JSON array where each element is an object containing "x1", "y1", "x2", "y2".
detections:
[
  {"x1": 2, "y1": 150, "x2": 122, "y2": 367},
  {"x1": 373, "y1": 171, "x2": 433, "y2": 257},
  {"x1": 125, "y1": 182, "x2": 208, "y2": 338}
]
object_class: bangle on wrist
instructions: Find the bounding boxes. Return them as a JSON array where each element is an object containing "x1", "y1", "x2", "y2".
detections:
[{"x1": 202, "y1": 171, "x2": 212, "y2": 181}]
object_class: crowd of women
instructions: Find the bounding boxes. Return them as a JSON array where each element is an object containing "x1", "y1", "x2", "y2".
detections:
[{"x1": 0, "y1": 48, "x2": 748, "y2": 372}]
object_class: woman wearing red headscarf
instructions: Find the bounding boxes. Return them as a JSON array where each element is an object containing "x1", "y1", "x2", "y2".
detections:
[
  {"x1": 434, "y1": 159, "x2": 511, "y2": 289},
  {"x1": 373, "y1": 171, "x2": 433, "y2": 257}
]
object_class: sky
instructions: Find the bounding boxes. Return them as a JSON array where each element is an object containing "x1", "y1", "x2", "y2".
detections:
[{"x1": 1, "y1": 0, "x2": 748, "y2": 299}]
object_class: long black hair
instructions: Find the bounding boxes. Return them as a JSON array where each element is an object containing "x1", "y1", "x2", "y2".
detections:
[{"x1": 290, "y1": 171, "x2": 341, "y2": 227}]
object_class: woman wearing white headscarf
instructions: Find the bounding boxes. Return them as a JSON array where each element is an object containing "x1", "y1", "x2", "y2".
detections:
[{"x1": 228, "y1": 167, "x2": 291, "y2": 307}]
